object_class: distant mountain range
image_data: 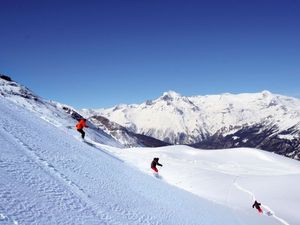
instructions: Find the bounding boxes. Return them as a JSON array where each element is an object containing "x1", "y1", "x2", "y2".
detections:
[{"x1": 81, "y1": 90, "x2": 300, "y2": 160}]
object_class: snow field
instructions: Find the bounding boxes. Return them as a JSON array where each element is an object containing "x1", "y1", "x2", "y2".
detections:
[{"x1": 0, "y1": 97, "x2": 263, "y2": 225}]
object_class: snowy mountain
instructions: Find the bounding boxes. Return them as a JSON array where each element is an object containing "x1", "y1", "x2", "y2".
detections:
[
  {"x1": 1, "y1": 89, "x2": 298, "y2": 225},
  {"x1": 82, "y1": 90, "x2": 300, "y2": 160}
]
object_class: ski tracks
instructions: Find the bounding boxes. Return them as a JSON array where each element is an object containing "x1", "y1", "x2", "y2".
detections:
[
  {"x1": 0, "y1": 211, "x2": 19, "y2": 225},
  {"x1": 0, "y1": 110, "x2": 114, "y2": 224},
  {"x1": 234, "y1": 180, "x2": 290, "y2": 225},
  {"x1": 1, "y1": 126, "x2": 109, "y2": 224},
  {"x1": 224, "y1": 161, "x2": 290, "y2": 225},
  {"x1": 0, "y1": 101, "x2": 161, "y2": 225}
]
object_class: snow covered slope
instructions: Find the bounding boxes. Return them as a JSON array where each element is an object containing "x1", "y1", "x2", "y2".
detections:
[
  {"x1": 104, "y1": 145, "x2": 300, "y2": 225},
  {"x1": 0, "y1": 75, "x2": 169, "y2": 148},
  {"x1": 83, "y1": 90, "x2": 300, "y2": 159},
  {"x1": 0, "y1": 93, "x2": 280, "y2": 225},
  {"x1": 0, "y1": 75, "x2": 121, "y2": 147}
]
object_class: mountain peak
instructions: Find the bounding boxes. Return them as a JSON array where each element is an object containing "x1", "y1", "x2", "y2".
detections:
[
  {"x1": 261, "y1": 90, "x2": 272, "y2": 98},
  {"x1": 161, "y1": 91, "x2": 182, "y2": 101},
  {"x1": 0, "y1": 75, "x2": 40, "y2": 102},
  {"x1": 0, "y1": 74, "x2": 13, "y2": 82}
]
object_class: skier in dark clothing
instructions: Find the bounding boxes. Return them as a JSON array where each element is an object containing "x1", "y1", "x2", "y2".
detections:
[
  {"x1": 151, "y1": 157, "x2": 163, "y2": 173},
  {"x1": 76, "y1": 118, "x2": 89, "y2": 139},
  {"x1": 252, "y1": 200, "x2": 263, "y2": 214}
]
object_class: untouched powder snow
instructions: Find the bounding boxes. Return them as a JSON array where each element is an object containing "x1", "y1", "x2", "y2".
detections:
[
  {"x1": 0, "y1": 97, "x2": 282, "y2": 225},
  {"x1": 102, "y1": 145, "x2": 300, "y2": 225}
]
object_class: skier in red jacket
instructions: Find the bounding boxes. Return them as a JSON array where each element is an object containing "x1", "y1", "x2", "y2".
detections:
[{"x1": 76, "y1": 118, "x2": 89, "y2": 139}]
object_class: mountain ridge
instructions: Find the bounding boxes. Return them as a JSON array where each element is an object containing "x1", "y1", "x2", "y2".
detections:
[{"x1": 82, "y1": 90, "x2": 300, "y2": 160}]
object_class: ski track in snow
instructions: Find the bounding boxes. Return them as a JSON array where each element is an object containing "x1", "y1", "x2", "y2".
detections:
[
  {"x1": 0, "y1": 101, "x2": 160, "y2": 225},
  {"x1": 234, "y1": 181, "x2": 290, "y2": 225},
  {"x1": 1, "y1": 118, "x2": 113, "y2": 224},
  {"x1": 0, "y1": 212, "x2": 19, "y2": 225},
  {"x1": 223, "y1": 161, "x2": 291, "y2": 225}
]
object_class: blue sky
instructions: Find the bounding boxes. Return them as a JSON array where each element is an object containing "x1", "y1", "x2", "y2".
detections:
[{"x1": 1, "y1": 0, "x2": 300, "y2": 108}]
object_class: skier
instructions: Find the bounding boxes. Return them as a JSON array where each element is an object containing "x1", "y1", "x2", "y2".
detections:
[
  {"x1": 76, "y1": 118, "x2": 89, "y2": 139},
  {"x1": 151, "y1": 157, "x2": 163, "y2": 173},
  {"x1": 252, "y1": 200, "x2": 263, "y2": 214}
]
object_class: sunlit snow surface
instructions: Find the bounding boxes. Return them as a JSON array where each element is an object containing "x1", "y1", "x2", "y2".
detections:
[
  {"x1": 102, "y1": 145, "x2": 300, "y2": 225},
  {"x1": 1, "y1": 96, "x2": 299, "y2": 225}
]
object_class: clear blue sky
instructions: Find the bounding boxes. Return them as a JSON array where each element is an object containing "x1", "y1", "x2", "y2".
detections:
[{"x1": 1, "y1": 0, "x2": 300, "y2": 108}]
